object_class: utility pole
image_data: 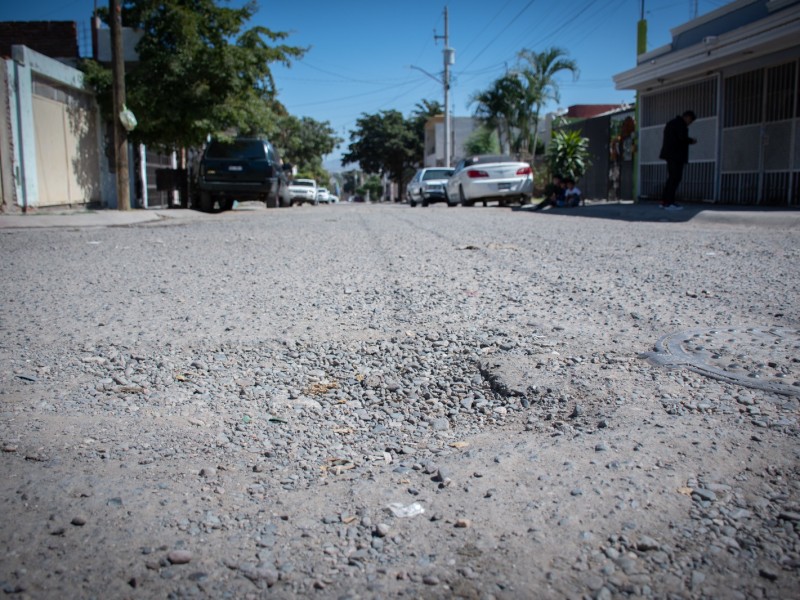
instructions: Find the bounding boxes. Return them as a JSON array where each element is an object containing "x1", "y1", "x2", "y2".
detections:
[
  {"x1": 633, "y1": 0, "x2": 647, "y2": 203},
  {"x1": 435, "y1": 7, "x2": 454, "y2": 167},
  {"x1": 110, "y1": 0, "x2": 130, "y2": 210}
]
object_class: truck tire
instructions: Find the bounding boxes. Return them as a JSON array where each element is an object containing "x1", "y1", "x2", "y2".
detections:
[{"x1": 198, "y1": 191, "x2": 213, "y2": 212}]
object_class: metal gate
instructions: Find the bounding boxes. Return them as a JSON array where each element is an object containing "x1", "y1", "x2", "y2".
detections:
[
  {"x1": 720, "y1": 60, "x2": 799, "y2": 206},
  {"x1": 639, "y1": 78, "x2": 718, "y2": 203}
]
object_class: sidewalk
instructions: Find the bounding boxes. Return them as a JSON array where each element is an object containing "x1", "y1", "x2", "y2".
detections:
[{"x1": 0, "y1": 206, "x2": 241, "y2": 229}]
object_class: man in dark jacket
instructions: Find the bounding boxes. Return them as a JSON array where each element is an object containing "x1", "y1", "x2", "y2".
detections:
[{"x1": 659, "y1": 110, "x2": 697, "y2": 210}]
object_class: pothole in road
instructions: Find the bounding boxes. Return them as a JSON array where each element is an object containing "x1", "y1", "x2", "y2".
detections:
[{"x1": 641, "y1": 326, "x2": 800, "y2": 396}]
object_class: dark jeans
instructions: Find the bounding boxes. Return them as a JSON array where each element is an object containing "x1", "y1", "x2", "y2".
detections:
[{"x1": 663, "y1": 160, "x2": 685, "y2": 205}]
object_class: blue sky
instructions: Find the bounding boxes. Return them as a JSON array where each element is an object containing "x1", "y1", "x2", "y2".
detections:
[{"x1": 3, "y1": 0, "x2": 731, "y2": 168}]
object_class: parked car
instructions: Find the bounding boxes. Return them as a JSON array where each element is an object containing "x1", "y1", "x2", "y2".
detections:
[
  {"x1": 328, "y1": 194, "x2": 340, "y2": 203},
  {"x1": 316, "y1": 187, "x2": 331, "y2": 204},
  {"x1": 195, "y1": 137, "x2": 290, "y2": 212},
  {"x1": 407, "y1": 167, "x2": 454, "y2": 207},
  {"x1": 445, "y1": 155, "x2": 532, "y2": 207},
  {"x1": 287, "y1": 178, "x2": 318, "y2": 205}
]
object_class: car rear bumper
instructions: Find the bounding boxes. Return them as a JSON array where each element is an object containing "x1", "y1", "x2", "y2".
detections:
[
  {"x1": 199, "y1": 179, "x2": 277, "y2": 200},
  {"x1": 462, "y1": 177, "x2": 532, "y2": 200}
]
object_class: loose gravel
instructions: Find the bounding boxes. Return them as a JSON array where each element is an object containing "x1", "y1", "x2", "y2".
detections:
[{"x1": 1, "y1": 202, "x2": 798, "y2": 599}]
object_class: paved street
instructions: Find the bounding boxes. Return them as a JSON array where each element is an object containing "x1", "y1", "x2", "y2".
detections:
[{"x1": 0, "y1": 202, "x2": 798, "y2": 598}]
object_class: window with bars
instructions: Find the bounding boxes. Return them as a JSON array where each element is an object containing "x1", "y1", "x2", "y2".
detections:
[{"x1": 641, "y1": 79, "x2": 717, "y2": 127}]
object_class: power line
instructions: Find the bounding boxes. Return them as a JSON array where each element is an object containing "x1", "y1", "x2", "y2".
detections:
[{"x1": 456, "y1": 0, "x2": 538, "y2": 75}]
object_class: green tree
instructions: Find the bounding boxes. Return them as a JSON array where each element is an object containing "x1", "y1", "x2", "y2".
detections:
[
  {"x1": 463, "y1": 126, "x2": 500, "y2": 156},
  {"x1": 272, "y1": 114, "x2": 341, "y2": 179},
  {"x1": 516, "y1": 47, "x2": 578, "y2": 159},
  {"x1": 361, "y1": 175, "x2": 383, "y2": 202},
  {"x1": 83, "y1": 0, "x2": 306, "y2": 149},
  {"x1": 546, "y1": 129, "x2": 591, "y2": 182},
  {"x1": 342, "y1": 110, "x2": 418, "y2": 199},
  {"x1": 469, "y1": 74, "x2": 522, "y2": 154}
]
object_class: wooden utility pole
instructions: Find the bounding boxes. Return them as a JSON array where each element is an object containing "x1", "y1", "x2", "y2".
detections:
[{"x1": 110, "y1": 0, "x2": 130, "y2": 210}]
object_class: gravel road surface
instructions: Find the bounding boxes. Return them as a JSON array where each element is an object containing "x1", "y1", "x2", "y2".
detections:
[{"x1": 1, "y1": 202, "x2": 798, "y2": 599}]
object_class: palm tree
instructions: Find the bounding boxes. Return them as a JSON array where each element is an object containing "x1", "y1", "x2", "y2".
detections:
[
  {"x1": 516, "y1": 47, "x2": 579, "y2": 160},
  {"x1": 469, "y1": 74, "x2": 523, "y2": 155}
]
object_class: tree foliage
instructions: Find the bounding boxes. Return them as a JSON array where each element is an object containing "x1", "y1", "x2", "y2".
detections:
[
  {"x1": 272, "y1": 115, "x2": 341, "y2": 180},
  {"x1": 470, "y1": 47, "x2": 578, "y2": 160},
  {"x1": 463, "y1": 126, "x2": 500, "y2": 156},
  {"x1": 546, "y1": 129, "x2": 591, "y2": 181},
  {"x1": 516, "y1": 47, "x2": 578, "y2": 158},
  {"x1": 82, "y1": 0, "x2": 306, "y2": 149},
  {"x1": 342, "y1": 100, "x2": 441, "y2": 197},
  {"x1": 342, "y1": 110, "x2": 416, "y2": 196}
]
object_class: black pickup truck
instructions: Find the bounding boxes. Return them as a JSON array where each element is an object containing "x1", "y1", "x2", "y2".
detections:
[{"x1": 195, "y1": 137, "x2": 290, "y2": 212}]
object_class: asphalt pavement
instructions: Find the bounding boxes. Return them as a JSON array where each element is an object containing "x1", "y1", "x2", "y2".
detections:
[{"x1": 1, "y1": 200, "x2": 799, "y2": 229}]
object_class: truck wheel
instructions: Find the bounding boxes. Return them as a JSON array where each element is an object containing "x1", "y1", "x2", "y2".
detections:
[
  {"x1": 422, "y1": 196, "x2": 429, "y2": 207},
  {"x1": 198, "y1": 191, "x2": 213, "y2": 212},
  {"x1": 221, "y1": 198, "x2": 234, "y2": 211},
  {"x1": 266, "y1": 193, "x2": 277, "y2": 209}
]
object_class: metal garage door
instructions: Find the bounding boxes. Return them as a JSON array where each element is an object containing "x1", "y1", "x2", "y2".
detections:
[{"x1": 32, "y1": 79, "x2": 101, "y2": 207}]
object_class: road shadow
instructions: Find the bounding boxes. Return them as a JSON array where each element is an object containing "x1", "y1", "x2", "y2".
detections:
[{"x1": 511, "y1": 201, "x2": 800, "y2": 226}]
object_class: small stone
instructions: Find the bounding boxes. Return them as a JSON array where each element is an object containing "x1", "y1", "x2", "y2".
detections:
[
  {"x1": 375, "y1": 523, "x2": 390, "y2": 537},
  {"x1": 637, "y1": 535, "x2": 659, "y2": 551},
  {"x1": 422, "y1": 575, "x2": 440, "y2": 585},
  {"x1": 454, "y1": 518, "x2": 471, "y2": 528},
  {"x1": 70, "y1": 516, "x2": 87, "y2": 526},
  {"x1": 167, "y1": 550, "x2": 193, "y2": 565},
  {"x1": 759, "y1": 567, "x2": 778, "y2": 581},
  {"x1": 692, "y1": 488, "x2": 717, "y2": 503}
]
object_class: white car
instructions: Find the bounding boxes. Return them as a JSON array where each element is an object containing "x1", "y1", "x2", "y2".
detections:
[
  {"x1": 287, "y1": 178, "x2": 318, "y2": 205},
  {"x1": 407, "y1": 167, "x2": 454, "y2": 207},
  {"x1": 328, "y1": 194, "x2": 340, "y2": 203},
  {"x1": 445, "y1": 155, "x2": 533, "y2": 207},
  {"x1": 316, "y1": 187, "x2": 331, "y2": 204}
]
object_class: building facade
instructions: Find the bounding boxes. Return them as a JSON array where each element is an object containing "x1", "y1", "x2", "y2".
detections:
[
  {"x1": 423, "y1": 115, "x2": 479, "y2": 167},
  {"x1": 614, "y1": 0, "x2": 800, "y2": 206}
]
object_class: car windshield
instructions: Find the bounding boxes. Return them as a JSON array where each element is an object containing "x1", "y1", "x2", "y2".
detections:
[
  {"x1": 422, "y1": 169, "x2": 453, "y2": 180},
  {"x1": 294, "y1": 181, "x2": 314, "y2": 187},
  {"x1": 206, "y1": 140, "x2": 266, "y2": 160}
]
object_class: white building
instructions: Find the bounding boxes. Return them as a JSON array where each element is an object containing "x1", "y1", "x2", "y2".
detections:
[
  {"x1": 423, "y1": 115, "x2": 480, "y2": 167},
  {"x1": 614, "y1": 0, "x2": 800, "y2": 206}
]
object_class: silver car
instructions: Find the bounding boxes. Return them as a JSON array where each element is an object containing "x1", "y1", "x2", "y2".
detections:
[
  {"x1": 445, "y1": 155, "x2": 533, "y2": 207},
  {"x1": 407, "y1": 168, "x2": 454, "y2": 207}
]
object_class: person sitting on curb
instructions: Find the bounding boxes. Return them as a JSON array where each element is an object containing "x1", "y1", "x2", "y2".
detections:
[
  {"x1": 564, "y1": 178, "x2": 582, "y2": 207},
  {"x1": 533, "y1": 175, "x2": 565, "y2": 211}
]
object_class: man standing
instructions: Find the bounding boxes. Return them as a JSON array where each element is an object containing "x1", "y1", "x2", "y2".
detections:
[{"x1": 659, "y1": 110, "x2": 697, "y2": 210}]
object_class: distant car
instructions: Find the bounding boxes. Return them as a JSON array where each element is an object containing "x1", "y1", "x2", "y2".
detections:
[
  {"x1": 287, "y1": 178, "x2": 318, "y2": 205},
  {"x1": 445, "y1": 155, "x2": 532, "y2": 207},
  {"x1": 407, "y1": 167, "x2": 454, "y2": 207},
  {"x1": 316, "y1": 187, "x2": 331, "y2": 204},
  {"x1": 195, "y1": 137, "x2": 290, "y2": 212},
  {"x1": 328, "y1": 194, "x2": 340, "y2": 203}
]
